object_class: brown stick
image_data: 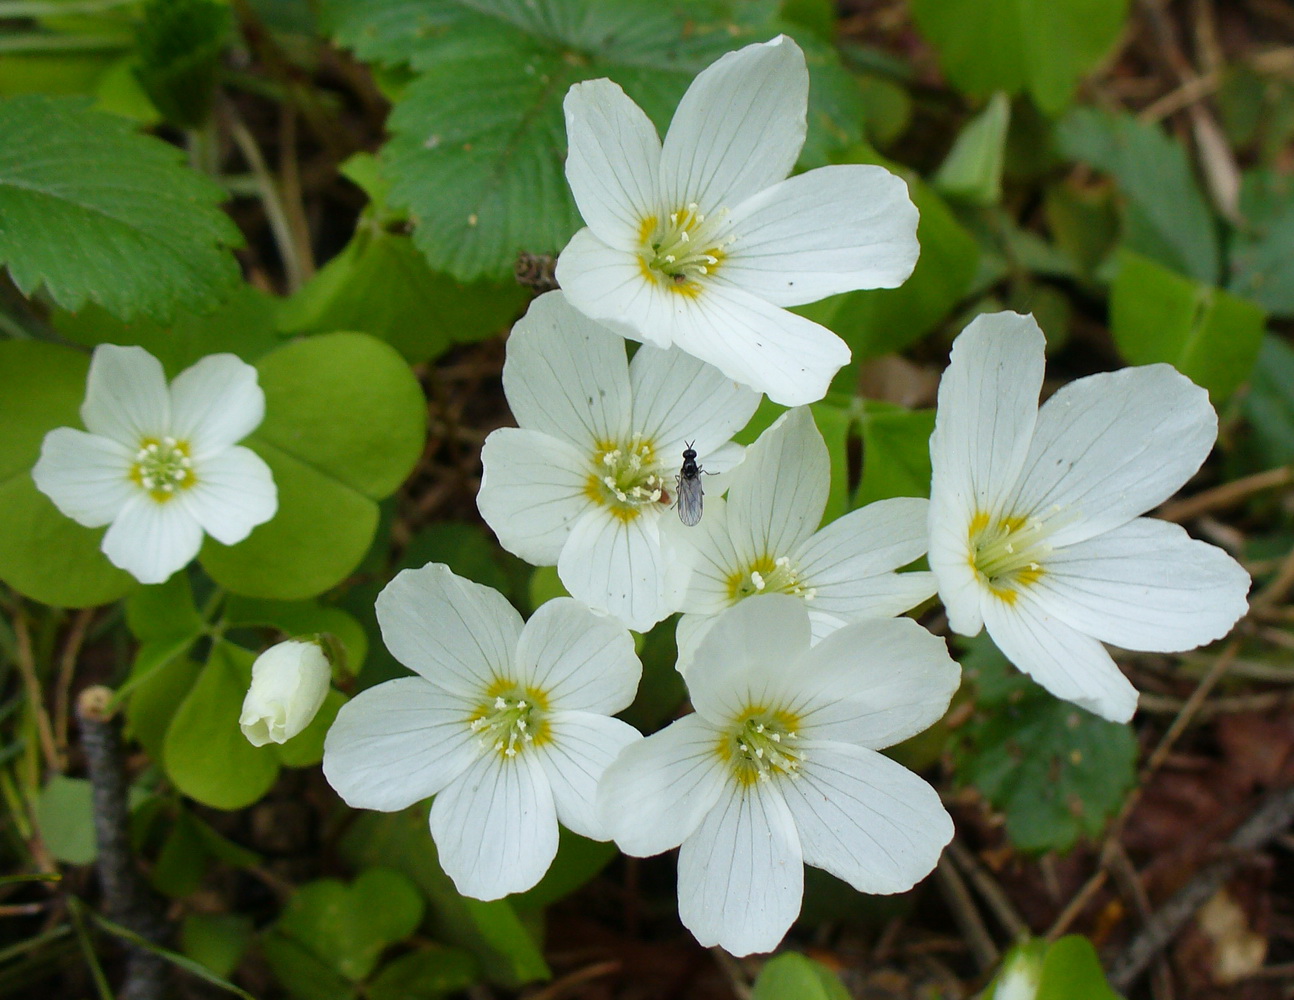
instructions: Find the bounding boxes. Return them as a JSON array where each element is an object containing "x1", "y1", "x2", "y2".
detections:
[{"x1": 77, "y1": 687, "x2": 170, "y2": 1000}]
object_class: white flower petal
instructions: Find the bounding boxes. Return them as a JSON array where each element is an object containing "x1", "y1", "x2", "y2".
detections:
[
  {"x1": 597, "y1": 714, "x2": 728, "y2": 856},
  {"x1": 726, "y1": 407, "x2": 829, "y2": 559},
  {"x1": 168, "y1": 354, "x2": 265, "y2": 455},
  {"x1": 101, "y1": 493, "x2": 203, "y2": 584},
  {"x1": 376, "y1": 563, "x2": 523, "y2": 698},
  {"x1": 533, "y1": 711, "x2": 641, "y2": 840},
  {"x1": 180, "y1": 445, "x2": 276, "y2": 545},
  {"x1": 1009, "y1": 364, "x2": 1217, "y2": 546},
  {"x1": 628, "y1": 344, "x2": 761, "y2": 459},
  {"x1": 557, "y1": 506, "x2": 671, "y2": 632},
  {"x1": 927, "y1": 492, "x2": 984, "y2": 636},
  {"x1": 503, "y1": 292, "x2": 633, "y2": 449},
  {"x1": 795, "y1": 497, "x2": 935, "y2": 618},
  {"x1": 930, "y1": 311, "x2": 1045, "y2": 522},
  {"x1": 659, "y1": 36, "x2": 806, "y2": 213},
  {"x1": 674, "y1": 612, "x2": 718, "y2": 676},
  {"x1": 687, "y1": 595, "x2": 812, "y2": 725},
  {"x1": 1034, "y1": 517, "x2": 1249, "y2": 652},
  {"x1": 672, "y1": 495, "x2": 747, "y2": 614},
  {"x1": 722, "y1": 164, "x2": 920, "y2": 306},
  {"x1": 31, "y1": 428, "x2": 134, "y2": 527},
  {"x1": 982, "y1": 593, "x2": 1139, "y2": 723},
  {"x1": 515, "y1": 598, "x2": 641, "y2": 714},
  {"x1": 782, "y1": 741, "x2": 951, "y2": 894},
  {"x1": 677, "y1": 780, "x2": 803, "y2": 957},
  {"x1": 478, "y1": 428, "x2": 596, "y2": 565},
  {"x1": 791, "y1": 617, "x2": 961, "y2": 748},
  {"x1": 555, "y1": 228, "x2": 679, "y2": 350},
  {"x1": 322, "y1": 677, "x2": 478, "y2": 810},
  {"x1": 429, "y1": 750, "x2": 558, "y2": 900},
  {"x1": 563, "y1": 78, "x2": 662, "y2": 249},
  {"x1": 671, "y1": 283, "x2": 851, "y2": 406},
  {"x1": 80, "y1": 344, "x2": 170, "y2": 444}
]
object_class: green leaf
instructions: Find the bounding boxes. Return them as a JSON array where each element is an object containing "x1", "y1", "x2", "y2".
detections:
[
  {"x1": 933, "y1": 92, "x2": 1011, "y2": 205},
  {"x1": 812, "y1": 399, "x2": 852, "y2": 526},
  {"x1": 0, "y1": 341, "x2": 134, "y2": 607},
  {"x1": 911, "y1": 0, "x2": 1128, "y2": 115},
  {"x1": 54, "y1": 284, "x2": 284, "y2": 376},
  {"x1": 133, "y1": 0, "x2": 232, "y2": 128},
  {"x1": 1056, "y1": 107, "x2": 1220, "y2": 284},
  {"x1": 329, "y1": 0, "x2": 859, "y2": 280},
  {"x1": 751, "y1": 953, "x2": 851, "y2": 1000},
  {"x1": 0, "y1": 94, "x2": 241, "y2": 320},
  {"x1": 201, "y1": 333, "x2": 425, "y2": 599},
  {"x1": 954, "y1": 637, "x2": 1136, "y2": 853},
  {"x1": 261, "y1": 931, "x2": 354, "y2": 1000},
  {"x1": 163, "y1": 641, "x2": 279, "y2": 809},
  {"x1": 400, "y1": 522, "x2": 523, "y2": 599},
  {"x1": 853, "y1": 402, "x2": 935, "y2": 508},
  {"x1": 1229, "y1": 169, "x2": 1294, "y2": 317},
  {"x1": 1037, "y1": 935, "x2": 1120, "y2": 1000},
  {"x1": 817, "y1": 151, "x2": 979, "y2": 361},
  {"x1": 279, "y1": 225, "x2": 526, "y2": 364},
  {"x1": 36, "y1": 776, "x2": 100, "y2": 865},
  {"x1": 340, "y1": 807, "x2": 550, "y2": 987},
  {"x1": 124, "y1": 643, "x2": 201, "y2": 761},
  {"x1": 126, "y1": 573, "x2": 203, "y2": 642},
  {"x1": 1110, "y1": 249, "x2": 1265, "y2": 401},
  {"x1": 271, "y1": 870, "x2": 424, "y2": 983},
  {"x1": 223, "y1": 596, "x2": 368, "y2": 676},
  {"x1": 1242, "y1": 335, "x2": 1294, "y2": 467},
  {"x1": 510, "y1": 828, "x2": 616, "y2": 911},
  {"x1": 367, "y1": 946, "x2": 479, "y2": 1000},
  {"x1": 181, "y1": 913, "x2": 253, "y2": 981}
]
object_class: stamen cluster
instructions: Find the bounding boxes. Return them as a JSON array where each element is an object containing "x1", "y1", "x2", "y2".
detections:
[
  {"x1": 729, "y1": 555, "x2": 816, "y2": 602},
  {"x1": 591, "y1": 437, "x2": 667, "y2": 517},
  {"x1": 643, "y1": 204, "x2": 733, "y2": 289},
  {"x1": 968, "y1": 512, "x2": 1050, "y2": 598},
  {"x1": 726, "y1": 711, "x2": 803, "y2": 785},
  {"x1": 470, "y1": 688, "x2": 546, "y2": 758},
  {"x1": 131, "y1": 436, "x2": 195, "y2": 500}
]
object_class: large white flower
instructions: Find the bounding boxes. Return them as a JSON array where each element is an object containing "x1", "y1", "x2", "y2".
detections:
[
  {"x1": 322, "y1": 563, "x2": 642, "y2": 901},
  {"x1": 555, "y1": 35, "x2": 919, "y2": 407},
  {"x1": 927, "y1": 311, "x2": 1250, "y2": 723},
  {"x1": 598, "y1": 595, "x2": 958, "y2": 956},
  {"x1": 672, "y1": 406, "x2": 935, "y2": 671},
  {"x1": 477, "y1": 291, "x2": 760, "y2": 632},
  {"x1": 32, "y1": 344, "x2": 277, "y2": 584}
]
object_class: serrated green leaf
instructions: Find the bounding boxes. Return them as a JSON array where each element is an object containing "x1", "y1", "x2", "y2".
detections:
[
  {"x1": 911, "y1": 0, "x2": 1128, "y2": 115},
  {"x1": 1242, "y1": 335, "x2": 1294, "y2": 467},
  {"x1": 955, "y1": 637, "x2": 1136, "y2": 853},
  {"x1": 1056, "y1": 107, "x2": 1220, "y2": 284},
  {"x1": 163, "y1": 640, "x2": 279, "y2": 809},
  {"x1": 751, "y1": 953, "x2": 851, "y2": 1000},
  {"x1": 0, "y1": 340, "x2": 134, "y2": 607},
  {"x1": 200, "y1": 333, "x2": 425, "y2": 599},
  {"x1": 0, "y1": 94, "x2": 242, "y2": 320},
  {"x1": 54, "y1": 284, "x2": 284, "y2": 376},
  {"x1": 1229, "y1": 169, "x2": 1294, "y2": 317},
  {"x1": 1111, "y1": 249, "x2": 1265, "y2": 401}
]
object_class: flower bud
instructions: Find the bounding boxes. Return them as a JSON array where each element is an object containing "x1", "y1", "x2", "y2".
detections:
[
  {"x1": 986, "y1": 941, "x2": 1044, "y2": 1000},
  {"x1": 239, "y1": 639, "x2": 332, "y2": 747}
]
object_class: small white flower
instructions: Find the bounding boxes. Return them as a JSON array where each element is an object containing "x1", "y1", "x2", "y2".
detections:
[
  {"x1": 556, "y1": 35, "x2": 920, "y2": 407},
  {"x1": 598, "y1": 595, "x2": 958, "y2": 956},
  {"x1": 240, "y1": 638, "x2": 333, "y2": 747},
  {"x1": 477, "y1": 291, "x2": 760, "y2": 632},
  {"x1": 32, "y1": 344, "x2": 277, "y2": 584},
  {"x1": 928, "y1": 311, "x2": 1251, "y2": 723},
  {"x1": 672, "y1": 406, "x2": 936, "y2": 672},
  {"x1": 322, "y1": 563, "x2": 642, "y2": 900}
]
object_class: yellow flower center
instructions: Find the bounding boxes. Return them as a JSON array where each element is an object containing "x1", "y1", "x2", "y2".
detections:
[
  {"x1": 584, "y1": 436, "x2": 669, "y2": 523},
  {"x1": 968, "y1": 511, "x2": 1049, "y2": 603},
  {"x1": 129, "y1": 436, "x2": 196, "y2": 502},
  {"x1": 726, "y1": 554, "x2": 815, "y2": 603},
  {"x1": 639, "y1": 203, "x2": 733, "y2": 295},
  {"x1": 469, "y1": 682, "x2": 550, "y2": 759},
  {"x1": 720, "y1": 708, "x2": 804, "y2": 786}
]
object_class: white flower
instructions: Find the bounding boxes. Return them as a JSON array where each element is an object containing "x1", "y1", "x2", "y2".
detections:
[
  {"x1": 598, "y1": 595, "x2": 958, "y2": 956},
  {"x1": 477, "y1": 291, "x2": 760, "y2": 632},
  {"x1": 928, "y1": 311, "x2": 1250, "y2": 723},
  {"x1": 672, "y1": 406, "x2": 936, "y2": 672},
  {"x1": 322, "y1": 563, "x2": 642, "y2": 901},
  {"x1": 240, "y1": 638, "x2": 333, "y2": 747},
  {"x1": 555, "y1": 35, "x2": 919, "y2": 407},
  {"x1": 31, "y1": 344, "x2": 277, "y2": 585}
]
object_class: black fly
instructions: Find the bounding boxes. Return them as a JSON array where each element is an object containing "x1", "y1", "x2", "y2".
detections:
[{"x1": 675, "y1": 442, "x2": 710, "y2": 527}]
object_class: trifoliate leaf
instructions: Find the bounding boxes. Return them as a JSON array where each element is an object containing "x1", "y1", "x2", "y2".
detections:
[{"x1": 0, "y1": 95, "x2": 242, "y2": 321}]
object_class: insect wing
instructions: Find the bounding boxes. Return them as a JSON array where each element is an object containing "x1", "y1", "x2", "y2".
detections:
[{"x1": 676, "y1": 473, "x2": 704, "y2": 526}]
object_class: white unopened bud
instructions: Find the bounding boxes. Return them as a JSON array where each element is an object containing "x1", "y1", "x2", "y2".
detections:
[
  {"x1": 239, "y1": 639, "x2": 332, "y2": 747},
  {"x1": 986, "y1": 942, "x2": 1044, "y2": 1000}
]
